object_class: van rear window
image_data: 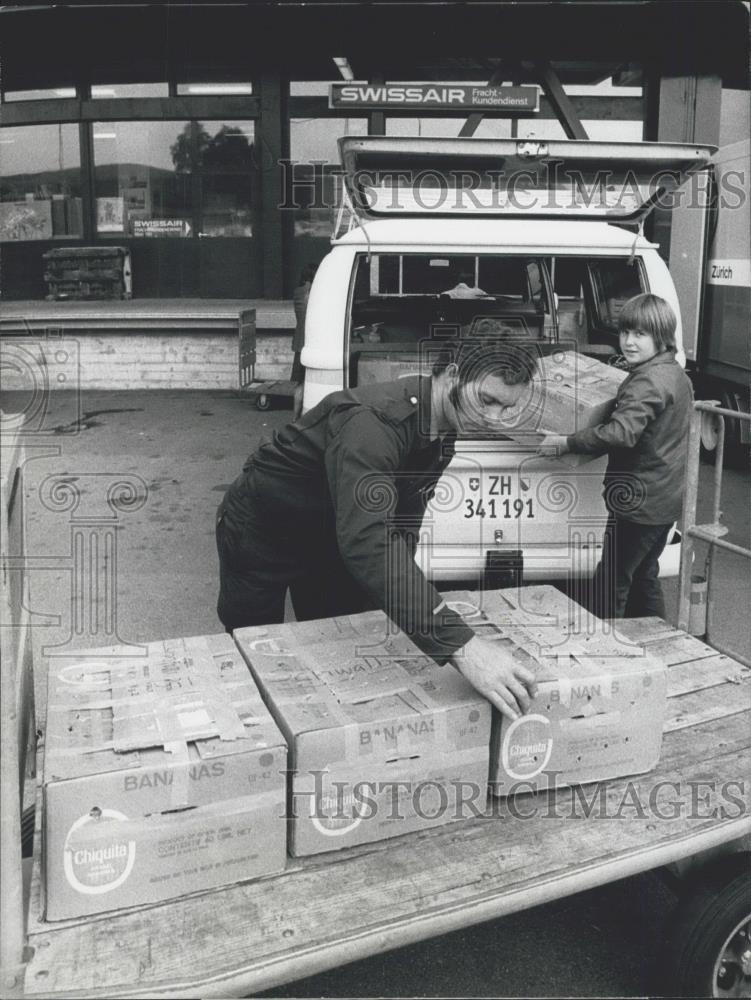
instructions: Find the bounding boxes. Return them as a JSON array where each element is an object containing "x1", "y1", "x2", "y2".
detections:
[{"x1": 348, "y1": 253, "x2": 645, "y2": 386}]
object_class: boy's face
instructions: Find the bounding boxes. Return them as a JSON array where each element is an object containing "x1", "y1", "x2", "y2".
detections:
[{"x1": 619, "y1": 327, "x2": 659, "y2": 366}]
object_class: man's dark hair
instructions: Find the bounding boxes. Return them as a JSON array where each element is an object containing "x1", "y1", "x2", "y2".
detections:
[{"x1": 432, "y1": 326, "x2": 539, "y2": 386}]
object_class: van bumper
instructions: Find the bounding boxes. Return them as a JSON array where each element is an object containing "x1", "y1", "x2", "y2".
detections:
[{"x1": 415, "y1": 527, "x2": 682, "y2": 583}]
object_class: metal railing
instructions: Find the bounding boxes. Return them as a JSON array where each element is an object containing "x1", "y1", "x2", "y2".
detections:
[{"x1": 678, "y1": 401, "x2": 751, "y2": 667}]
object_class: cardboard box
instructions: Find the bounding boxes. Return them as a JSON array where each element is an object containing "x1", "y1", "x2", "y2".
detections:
[
  {"x1": 463, "y1": 587, "x2": 667, "y2": 794},
  {"x1": 43, "y1": 634, "x2": 288, "y2": 920},
  {"x1": 356, "y1": 353, "x2": 426, "y2": 385},
  {"x1": 536, "y1": 350, "x2": 626, "y2": 435},
  {"x1": 235, "y1": 611, "x2": 492, "y2": 856}
]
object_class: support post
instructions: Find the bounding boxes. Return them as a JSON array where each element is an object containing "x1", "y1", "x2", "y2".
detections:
[
  {"x1": 529, "y1": 61, "x2": 588, "y2": 140},
  {"x1": 459, "y1": 65, "x2": 508, "y2": 138},
  {"x1": 258, "y1": 72, "x2": 286, "y2": 298},
  {"x1": 369, "y1": 72, "x2": 385, "y2": 136},
  {"x1": 677, "y1": 406, "x2": 703, "y2": 632}
]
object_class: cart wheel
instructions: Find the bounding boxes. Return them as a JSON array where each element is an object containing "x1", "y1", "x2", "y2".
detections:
[
  {"x1": 255, "y1": 394, "x2": 270, "y2": 411},
  {"x1": 661, "y1": 854, "x2": 751, "y2": 997}
]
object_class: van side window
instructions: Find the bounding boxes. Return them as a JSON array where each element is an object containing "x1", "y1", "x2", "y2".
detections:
[
  {"x1": 590, "y1": 259, "x2": 645, "y2": 332},
  {"x1": 550, "y1": 257, "x2": 646, "y2": 356},
  {"x1": 551, "y1": 257, "x2": 591, "y2": 350}
]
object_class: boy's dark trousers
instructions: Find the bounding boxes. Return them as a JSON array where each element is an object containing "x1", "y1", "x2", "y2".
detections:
[{"x1": 590, "y1": 515, "x2": 672, "y2": 620}]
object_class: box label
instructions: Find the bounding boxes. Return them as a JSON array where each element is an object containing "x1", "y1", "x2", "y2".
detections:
[
  {"x1": 63, "y1": 809, "x2": 136, "y2": 895},
  {"x1": 501, "y1": 714, "x2": 554, "y2": 780}
]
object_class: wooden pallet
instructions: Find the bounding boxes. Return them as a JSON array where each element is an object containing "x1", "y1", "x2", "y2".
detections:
[{"x1": 19, "y1": 599, "x2": 751, "y2": 998}]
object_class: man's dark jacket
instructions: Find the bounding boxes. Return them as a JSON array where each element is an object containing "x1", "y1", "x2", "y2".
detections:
[{"x1": 223, "y1": 375, "x2": 475, "y2": 661}]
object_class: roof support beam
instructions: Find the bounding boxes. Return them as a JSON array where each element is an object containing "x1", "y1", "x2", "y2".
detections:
[
  {"x1": 458, "y1": 64, "x2": 511, "y2": 138},
  {"x1": 528, "y1": 61, "x2": 589, "y2": 139}
]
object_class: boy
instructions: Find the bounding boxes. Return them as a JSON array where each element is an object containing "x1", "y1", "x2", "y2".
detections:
[{"x1": 539, "y1": 294, "x2": 694, "y2": 619}]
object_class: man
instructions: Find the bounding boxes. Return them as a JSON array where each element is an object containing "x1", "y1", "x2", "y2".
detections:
[{"x1": 216, "y1": 338, "x2": 538, "y2": 720}]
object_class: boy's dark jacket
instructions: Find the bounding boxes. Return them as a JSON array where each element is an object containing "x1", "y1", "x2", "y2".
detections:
[{"x1": 566, "y1": 351, "x2": 694, "y2": 524}]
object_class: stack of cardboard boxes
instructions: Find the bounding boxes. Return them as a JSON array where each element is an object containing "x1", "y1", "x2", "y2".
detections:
[
  {"x1": 42, "y1": 634, "x2": 287, "y2": 920},
  {"x1": 41, "y1": 584, "x2": 667, "y2": 920},
  {"x1": 234, "y1": 613, "x2": 492, "y2": 855}
]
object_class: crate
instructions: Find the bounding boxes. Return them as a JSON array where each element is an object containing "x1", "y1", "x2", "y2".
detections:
[{"x1": 43, "y1": 246, "x2": 132, "y2": 301}]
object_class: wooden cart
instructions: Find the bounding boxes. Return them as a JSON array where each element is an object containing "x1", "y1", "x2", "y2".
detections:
[{"x1": 2, "y1": 405, "x2": 750, "y2": 999}]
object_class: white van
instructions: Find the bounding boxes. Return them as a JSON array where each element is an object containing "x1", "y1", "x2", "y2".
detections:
[{"x1": 300, "y1": 138, "x2": 713, "y2": 585}]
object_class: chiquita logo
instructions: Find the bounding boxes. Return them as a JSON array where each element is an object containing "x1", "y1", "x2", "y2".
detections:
[
  {"x1": 501, "y1": 714, "x2": 553, "y2": 780},
  {"x1": 310, "y1": 788, "x2": 364, "y2": 838},
  {"x1": 63, "y1": 808, "x2": 136, "y2": 895}
]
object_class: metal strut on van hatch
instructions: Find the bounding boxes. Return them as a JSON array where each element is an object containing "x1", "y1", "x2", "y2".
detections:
[
  {"x1": 333, "y1": 183, "x2": 374, "y2": 260},
  {"x1": 628, "y1": 219, "x2": 645, "y2": 266}
]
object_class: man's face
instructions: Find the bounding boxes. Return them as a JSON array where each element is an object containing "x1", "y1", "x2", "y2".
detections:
[{"x1": 447, "y1": 372, "x2": 527, "y2": 435}]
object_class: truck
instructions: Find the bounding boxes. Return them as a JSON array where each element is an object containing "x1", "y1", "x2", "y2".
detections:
[
  {"x1": 668, "y1": 88, "x2": 750, "y2": 464},
  {"x1": 299, "y1": 137, "x2": 715, "y2": 587}
]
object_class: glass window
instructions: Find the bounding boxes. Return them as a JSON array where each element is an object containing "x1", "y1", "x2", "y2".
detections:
[
  {"x1": 290, "y1": 116, "x2": 367, "y2": 164},
  {"x1": 385, "y1": 117, "x2": 515, "y2": 140},
  {"x1": 91, "y1": 83, "x2": 169, "y2": 99},
  {"x1": 0, "y1": 124, "x2": 82, "y2": 241},
  {"x1": 349, "y1": 253, "x2": 552, "y2": 365},
  {"x1": 288, "y1": 117, "x2": 367, "y2": 247},
  {"x1": 515, "y1": 119, "x2": 644, "y2": 141},
  {"x1": 92, "y1": 120, "x2": 256, "y2": 238},
  {"x1": 93, "y1": 121, "x2": 193, "y2": 236},
  {"x1": 590, "y1": 258, "x2": 645, "y2": 330},
  {"x1": 176, "y1": 83, "x2": 253, "y2": 96},
  {"x1": 199, "y1": 121, "x2": 255, "y2": 237},
  {"x1": 550, "y1": 256, "x2": 646, "y2": 351},
  {"x1": 290, "y1": 81, "x2": 331, "y2": 96},
  {"x1": 386, "y1": 118, "x2": 466, "y2": 138},
  {"x1": 2, "y1": 87, "x2": 76, "y2": 102}
]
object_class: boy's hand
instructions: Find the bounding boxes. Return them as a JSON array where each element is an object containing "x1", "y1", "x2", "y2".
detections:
[
  {"x1": 537, "y1": 434, "x2": 569, "y2": 457},
  {"x1": 451, "y1": 635, "x2": 537, "y2": 721}
]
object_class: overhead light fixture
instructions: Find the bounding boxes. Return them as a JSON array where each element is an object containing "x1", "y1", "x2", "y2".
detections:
[
  {"x1": 91, "y1": 87, "x2": 117, "y2": 97},
  {"x1": 54, "y1": 88, "x2": 76, "y2": 98},
  {"x1": 333, "y1": 58, "x2": 354, "y2": 81},
  {"x1": 93, "y1": 132, "x2": 117, "y2": 140},
  {"x1": 182, "y1": 83, "x2": 253, "y2": 95}
]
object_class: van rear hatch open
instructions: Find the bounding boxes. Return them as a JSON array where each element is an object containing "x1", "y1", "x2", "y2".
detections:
[{"x1": 339, "y1": 137, "x2": 715, "y2": 223}]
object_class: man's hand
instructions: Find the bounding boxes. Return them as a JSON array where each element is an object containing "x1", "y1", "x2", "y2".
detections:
[
  {"x1": 451, "y1": 635, "x2": 537, "y2": 721},
  {"x1": 537, "y1": 433, "x2": 569, "y2": 457}
]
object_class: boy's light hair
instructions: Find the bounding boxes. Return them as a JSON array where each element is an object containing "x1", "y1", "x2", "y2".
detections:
[{"x1": 618, "y1": 293, "x2": 677, "y2": 352}]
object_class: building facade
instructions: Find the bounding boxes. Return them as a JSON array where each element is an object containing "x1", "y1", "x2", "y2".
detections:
[{"x1": 0, "y1": 2, "x2": 747, "y2": 301}]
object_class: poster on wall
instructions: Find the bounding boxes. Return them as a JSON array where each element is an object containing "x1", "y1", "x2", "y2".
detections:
[
  {"x1": 0, "y1": 199, "x2": 53, "y2": 241},
  {"x1": 120, "y1": 166, "x2": 152, "y2": 226},
  {"x1": 96, "y1": 197, "x2": 125, "y2": 233},
  {"x1": 132, "y1": 218, "x2": 191, "y2": 237}
]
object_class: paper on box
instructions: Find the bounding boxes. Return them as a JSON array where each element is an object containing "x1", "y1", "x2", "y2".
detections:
[
  {"x1": 464, "y1": 587, "x2": 667, "y2": 794},
  {"x1": 42, "y1": 633, "x2": 288, "y2": 920},
  {"x1": 234, "y1": 611, "x2": 492, "y2": 856}
]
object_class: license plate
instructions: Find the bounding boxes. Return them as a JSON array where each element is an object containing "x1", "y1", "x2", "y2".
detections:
[{"x1": 463, "y1": 474, "x2": 535, "y2": 520}]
